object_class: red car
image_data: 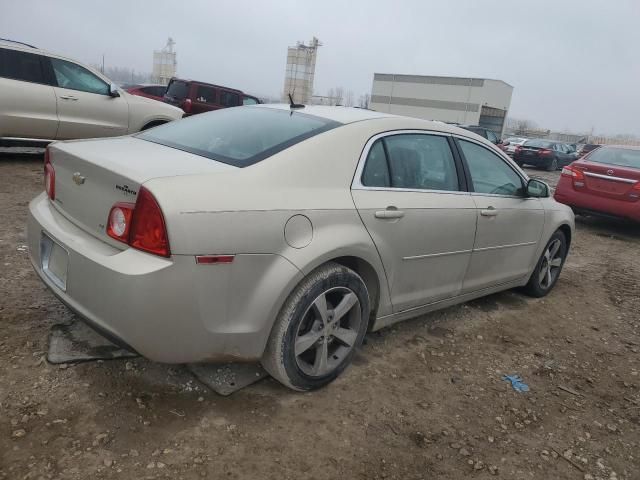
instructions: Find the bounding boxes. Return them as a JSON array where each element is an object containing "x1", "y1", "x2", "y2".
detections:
[
  {"x1": 554, "y1": 145, "x2": 640, "y2": 222},
  {"x1": 123, "y1": 84, "x2": 167, "y2": 102}
]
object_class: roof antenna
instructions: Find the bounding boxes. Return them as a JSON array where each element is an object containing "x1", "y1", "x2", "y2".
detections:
[{"x1": 288, "y1": 93, "x2": 305, "y2": 109}]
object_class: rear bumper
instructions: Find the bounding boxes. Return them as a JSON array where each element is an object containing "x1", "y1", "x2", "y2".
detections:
[
  {"x1": 554, "y1": 177, "x2": 640, "y2": 222},
  {"x1": 28, "y1": 193, "x2": 303, "y2": 363}
]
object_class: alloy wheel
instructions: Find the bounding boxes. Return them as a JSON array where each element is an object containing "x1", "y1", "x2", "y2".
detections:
[
  {"x1": 294, "y1": 287, "x2": 362, "y2": 377},
  {"x1": 538, "y1": 239, "x2": 563, "y2": 289}
]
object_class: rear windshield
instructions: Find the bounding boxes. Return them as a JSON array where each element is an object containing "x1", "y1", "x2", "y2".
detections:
[
  {"x1": 586, "y1": 147, "x2": 640, "y2": 169},
  {"x1": 137, "y1": 107, "x2": 341, "y2": 167},
  {"x1": 524, "y1": 139, "x2": 553, "y2": 148},
  {"x1": 582, "y1": 144, "x2": 600, "y2": 152},
  {"x1": 166, "y1": 80, "x2": 188, "y2": 99}
]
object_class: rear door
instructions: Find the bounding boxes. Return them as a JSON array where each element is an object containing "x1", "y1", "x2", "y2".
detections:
[
  {"x1": 456, "y1": 138, "x2": 544, "y2": 292},
  {"x1": 574, "y1": 148, "x2": 640, "y2": 201},
  {"x1": 0, "y1": 47, "x2": 59, "y2": 139},
  {"x1": 352, "y1": 131, "x2": 477, "y2": 312},
  {"x1": 49, "y1": 57, "x2": 129, "y2": 139}
]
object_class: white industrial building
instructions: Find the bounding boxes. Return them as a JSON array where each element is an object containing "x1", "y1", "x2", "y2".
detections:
[
  {"x1": 369, "y1": 73, "x2": 513, "y2": 136},
  {"x1": 283, "y1": 37, "x2": 321, "y2": 104}
]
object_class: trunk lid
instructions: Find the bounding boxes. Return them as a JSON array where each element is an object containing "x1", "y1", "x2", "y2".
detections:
[
  {"x1": 48, "y1": 136, "x2": 234, "y2": 246},
  {"x1": 572, "y1": 157, "x2": 640, "y2": 201}
]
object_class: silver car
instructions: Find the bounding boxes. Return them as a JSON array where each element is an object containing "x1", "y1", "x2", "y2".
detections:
[{"x1": 28, "y1": 105, "x2": 574, "y2": 391}]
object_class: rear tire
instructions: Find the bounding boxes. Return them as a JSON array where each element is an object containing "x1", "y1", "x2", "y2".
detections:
[
  {"x1": 521, "y1": 230, "x2": 567, "y2": 298},
  {"x1": 262, "y1": 262, "x2": 370, "y2": 391}
]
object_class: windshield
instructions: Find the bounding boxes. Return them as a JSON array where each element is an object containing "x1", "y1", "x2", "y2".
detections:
[
  {"x1": 506, "y1": 137, "x2": 525, "y2": 144},
  {"x1": 586, "y1": 147, "x2": 640, "y2": 169},
  {"x1": 525, "y1": 139, "x2": 553, "y2": 148},
  {"x1": 137, "y1": 107, "x2": 341, "y2": 167},
  {"x1": 166, "y1": 80, "x2": 189, "y2": 99}
]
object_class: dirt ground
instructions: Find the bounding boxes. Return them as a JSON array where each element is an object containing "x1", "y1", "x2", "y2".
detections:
[{"x1": 1, "y1": 153, "x2": 639, "y2": 480}]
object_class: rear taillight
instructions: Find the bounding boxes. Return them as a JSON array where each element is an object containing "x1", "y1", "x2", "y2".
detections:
[
  {"x1": 182, "y1": 98, "x2": 192, "y2": 114},
  {"x1": 561, "y1": 165, "x2": 584, "y2": 180},
  {"x1": 107, "y1": 203, "x2": 135, "y2": 242},
  {"x1": 632, "y1": 181, "x2": 640, "y2": 191},
  {"x1": 514, "y1": 145, "x2": 522, "y2": 154},
  {"x1": 106, "y1": 187, "x2": 171, "y2": 257},
  {"x1": 44, "y1": 148, "x2": 55, "y2": 200},
  {"x1": 538, "y1": 149, "x2": 553, "y2": 157}
]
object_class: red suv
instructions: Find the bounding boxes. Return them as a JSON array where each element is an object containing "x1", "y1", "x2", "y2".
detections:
[
  {"x1": 554, "y1": 145, "x2": 640, "y2": 222},
  {"x1": 163, "y1": 78, "x2": 261, "y2": 115}
]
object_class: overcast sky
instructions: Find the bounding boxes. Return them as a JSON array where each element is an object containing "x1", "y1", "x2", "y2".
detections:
[{"x1": 2, "y1": 0, "x2": 638, "y2": 136}]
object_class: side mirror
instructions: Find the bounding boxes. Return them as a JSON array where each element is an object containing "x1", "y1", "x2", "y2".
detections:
[
  {"x1": 109, "y1": 83, "x2": 120, "y2": 97},
  {"x1": 527, "y1": 178, "x2": 550, "y2": 198}
]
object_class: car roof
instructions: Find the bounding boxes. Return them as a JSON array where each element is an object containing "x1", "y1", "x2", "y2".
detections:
[{"x1": 251, "y1": 105, "x2": 503, "y2": 146}]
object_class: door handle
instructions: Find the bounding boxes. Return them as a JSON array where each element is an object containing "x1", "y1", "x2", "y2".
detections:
[
  {"x1": 480, "y1": 206, "x2": 498, "y2": 217},
  {"x1": 59, "y1": 95, "x2": 78, "y2": 101},
  {"x1": 375, "y1": 207, "x2": 405, "y2": 219}
]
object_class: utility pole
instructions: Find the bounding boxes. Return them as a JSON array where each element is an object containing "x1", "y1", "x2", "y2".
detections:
[{"x1": 101, "y1": 54, "x2": 105, "y2": 74}]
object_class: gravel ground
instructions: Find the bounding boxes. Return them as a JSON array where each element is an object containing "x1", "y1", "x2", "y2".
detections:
[{"x1": 1, "y1": 154, "x2": 639, "y2": 480}]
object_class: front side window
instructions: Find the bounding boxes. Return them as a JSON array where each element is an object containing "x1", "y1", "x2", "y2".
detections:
[
  {"x1": 361, "y1": 134, "x2": 460, "y2": 191},
  {"x1": 458, "y1": 139, "x2": 524, "y2": 196},
  {"x1": 0, "y1": 48, "x2": 46, "y2": 84},
  {"x1": 486, "y1": 130, "x2": 498, "y2": 143},
  {"x1": 195, "y1": 86, "x2": 217, "y2": 104},
  {"x1": 220, "y1": 90, "x2": 240, "y2": 107},
  {"x1": 50, "y1": 58, "x2": 109, "y2": 95}
]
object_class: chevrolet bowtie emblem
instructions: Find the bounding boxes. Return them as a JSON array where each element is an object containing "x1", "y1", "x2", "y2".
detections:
[{"x1": 72, "y1": 172, "x2": 86, "y2": 185}]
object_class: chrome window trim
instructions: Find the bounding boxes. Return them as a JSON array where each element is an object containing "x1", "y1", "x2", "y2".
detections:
[
  {"x1": 584, "y1": 171, "x2": 638, "y2": 184},
  {"x1": 351, "y1": 129, "x2": 465, "y2": 194}
]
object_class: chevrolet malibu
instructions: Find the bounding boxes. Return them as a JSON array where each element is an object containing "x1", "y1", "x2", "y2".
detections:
[{"x1": 28, "y1": 105, "x2": 574, "y2": 391}]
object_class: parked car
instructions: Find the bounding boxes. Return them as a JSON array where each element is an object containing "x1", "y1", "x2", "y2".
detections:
[
  {"x1": 28, "y1": 105, "x2": 573, "y2": 391},
  {"x1": 123, "y1": 84, "x2": 167, "y2": 102},
  {"x1": 163, "y1": 77, "x2": 261, "y2": 115},
  {"x1": 577, "y1": 143, "x2": 601, "y2": 158},
  {"x1": 0, "y1": 39, "x2": 184, "y2": 146},
  {"x1": 459, "y1": 125, "x2": 501, "y2": 144},
  {"x1": 502, "y1": 137, "x2": 528, "y2": 156},
  {"x1": 554, "y1": 145, "x2": 640, "y2": 222},
  {"x1": 513, "y1": 139, "x2": 577, "y2": 171}
]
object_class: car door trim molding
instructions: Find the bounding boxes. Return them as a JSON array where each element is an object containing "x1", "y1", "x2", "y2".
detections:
[
  {"x1": 472, "y1": 241, "x2": 537, "y2": 252},
  {"x1": 403, "y1": 248, "x2": 472, "y2": 261},
  {"x1": 351, "y1": 129, "x2": 467, "y2": 194},
  {"x1": 584, "y1": 171, "x2": 637, "y2": 184}
]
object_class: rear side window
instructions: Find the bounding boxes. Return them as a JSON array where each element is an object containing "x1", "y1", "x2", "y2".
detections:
[
  {"x1": 50, "y1": 58, "x2": 109, "y2": 95},
  {"x1": 220, "y1": 90, "x2": 240, "y2": 107},
  {"x1": 137, "y1": 107, "x2": 340, "y2": 167},
  {"x1": 486, "y1": 130, "x2": 498, "y2": 143},
  {"x1": 195, "y1": 85, "x2": 217, "y2": 104},
  {"x1": 0, "y1": 48, "x2": 46, "y2": 84},
  {"x1": 166, "y1": 80, "x2": 189, "y2": 99},
  {"x1": 587, "y1": 147, "x2": 640, "y2": 169},
  {"x1": 361, "y1": 134, "x2": 460, "y2": 191}
]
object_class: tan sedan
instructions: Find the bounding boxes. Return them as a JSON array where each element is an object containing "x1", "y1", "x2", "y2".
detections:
[{"x1": 28, "y1": 105, "x2": 574, "y2": 391}]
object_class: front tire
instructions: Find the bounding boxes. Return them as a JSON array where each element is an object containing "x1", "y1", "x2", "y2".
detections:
[
  {"x1": 522, "y1": 230, "x2": 567, "y2": 297},
  {"x1": 262, "y1": 263, "x2": 370, "y2": 391},
  {"x1": 546, "y1": 157, "x2": 559, "y2": 171}
]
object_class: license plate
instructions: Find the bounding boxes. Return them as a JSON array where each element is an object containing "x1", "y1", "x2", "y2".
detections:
[{"x1": 41, "y1": 233, "x2": 68, "y2": 291}]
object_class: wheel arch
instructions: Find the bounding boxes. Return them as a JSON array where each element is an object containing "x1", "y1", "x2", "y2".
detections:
[{"x1": 557, "y1": 223, "x2": 572, "y2": 250}]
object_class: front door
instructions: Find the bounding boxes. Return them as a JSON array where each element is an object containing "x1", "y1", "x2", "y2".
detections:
[
  {"x1": 455, "y1": 138, "x2": 545, "y2": 293},
  {"x1": 48, "y1": 57, "x2": 128, "y2": 139},
  {"x1": 352, "y1": 132, "x2": 477, "y2": 313}
]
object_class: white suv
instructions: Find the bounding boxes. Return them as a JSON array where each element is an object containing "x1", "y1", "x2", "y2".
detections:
[{"x1": 0, "y1": 39, "x2": 183, "y2": 146}]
